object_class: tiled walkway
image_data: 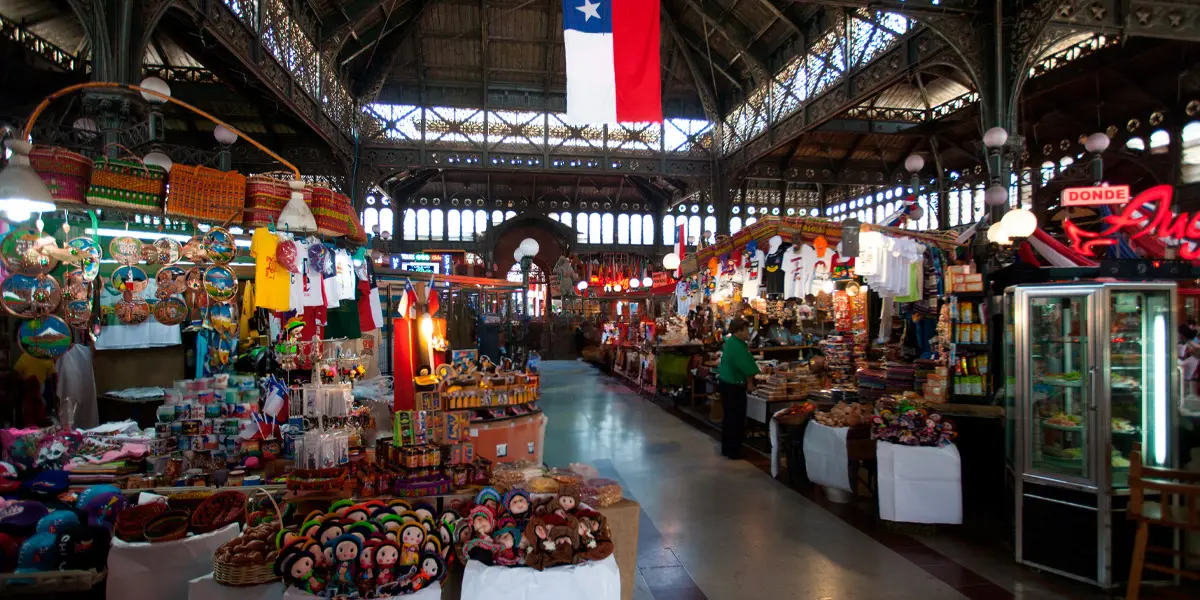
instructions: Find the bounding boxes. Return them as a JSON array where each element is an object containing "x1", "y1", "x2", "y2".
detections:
[{"x1": 536, "y1": 360, "x2": 1111, "y2": 600}]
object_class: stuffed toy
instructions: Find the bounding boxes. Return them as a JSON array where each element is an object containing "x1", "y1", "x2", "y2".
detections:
[
  {"x1": 422, "y1": 535, "x2": 442, "y2": 558},
  {"x1": 539, "y1": 516, "x2": 579, "y2": 570},
  {"x1": 474, "y1": 487, "x2": 502, "y2": 513},
  {"x1": 467, "y1": 505, "x2": 495, "y2": 540},
  {"x1": 357, "y1": 538, "x2": 379, "y2": 597},
  {"x1": 492, "y1": 526, "x2": 522, "y2": 566},
  {"x1": 397, "y1": 523, "x2": 425, "y2": 567},
  {"x1": 373, "y1": 540, "x2": 401, "y2": 588},
  {"x1": 522, "y1": 515, "x2": 554, "y2": 570},
  {"x1": 574, "y1": 510, "x2": 614, "y2": 562},
  {"x1": 316, "y1": 520, "x2": 345, "y2": 547},
  {"x1": 389, "y1": 552, "x2": 445, "y2": 595},
  {"x1": 279, "y1": 550, "x2": 326, "y2": 595},
  {"x1": 551, "y1": 492, "x2": 580, "y2": 517},
  {"x1": 503, "y1": 489, "x2": 531, "y2": 525},
  {"x1": 327, "y1": 533, "x2": 361, "y2": 593}
]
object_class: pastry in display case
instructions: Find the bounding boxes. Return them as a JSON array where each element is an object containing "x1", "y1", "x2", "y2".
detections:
[{"x1": 1005, "y1": 282, "x2": 1178, "y2": 589}]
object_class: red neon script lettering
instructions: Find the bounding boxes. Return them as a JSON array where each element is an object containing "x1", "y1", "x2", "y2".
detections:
[{"x1": 1063, "y1": 185, "x2": 1200, "y2": 258}]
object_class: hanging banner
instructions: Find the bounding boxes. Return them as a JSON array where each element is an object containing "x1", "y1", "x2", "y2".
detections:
[
  {"x1": 1064, "y1": 185, "x2": 1191, "y2": 259},
  {"x1": 1061, "y1": 185, "x2": 1131, "y2": 207}
]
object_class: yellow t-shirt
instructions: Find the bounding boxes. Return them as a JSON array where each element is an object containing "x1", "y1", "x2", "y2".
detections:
[{"x1": 251, "y1": 229, "x2": 289, "y2": 311}]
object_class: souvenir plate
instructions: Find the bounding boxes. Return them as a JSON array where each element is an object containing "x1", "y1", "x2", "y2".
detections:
[
  {"x1": 182, "y1": 236, "x2": 208, "y2": 263},
  {"x1": 111, "y1": 265, "x2": 149, "y2": 296},
  {"x1": 156, "y1": 266, "x2": 188, "y2": 297},
  {"x1": 115, "y1": 298, "x2": 150, "y2": 325},
  {"x1": 18, "y1": 316, "x2": 71, "y2": 359},
  {"x1": 152, "y1": 238, "x2": 183, "y2": 266},
  {"x1": 1, "y1": 274, "x2": 61, "y2": 318},
  {"x1": 63, "y1": 299, "x2": 92, "y2": 329},
  {"x1": 202, "y1": 265, "x2": 237, "y2": 302},
  {"x1": 187, "y1": 289, "x2": 209, "y2": 311},
  {"x1": 207, "y1": 301, "x2": 238, "y2": 338},
  {"x1": 153, "y1": 297, "x2": 189, "y2": 326},
  {"x1": 108, "y1": 236, "x2": 144, "y2": 265},
  {"x1": 66, "y1": 237, "x2": 102, "y2": 281},
  {"x1": 0, "y1": 228, "x2": 59, "y2": 275},
  {"x1": 62, "y1": 270, "x2": 91, "y2": 300},
  {"x1": 203, "y1": 228, "x2": 236, "y2": 264}
]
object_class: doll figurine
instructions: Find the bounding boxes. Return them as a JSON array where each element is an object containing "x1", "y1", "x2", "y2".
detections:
[
  {"x1": 574, "y1": 512, "x2": 614, "y2": 562},
  {"x1": 281, "y1": 552, "x2": 326, "y2": 595},
  {"x1": 357, "y1": 538, "x2": 378, "y2": 597},
  {"x1": 522, "y1": 515, "x2": 554, "y2": 570},
  {"x1": 374, "y1": 540, "x2": 401, "y2": 588},
  {"x1": 468, "y1": 505, "x2": 495, "y2": 540},
  {"x1": 396, "y1": 552, "x2": 445, "y2": 594},
  {"x1": 398, "y1": 523, "x2": 426, "y2": 567},
  {"x1": 493, "y1": 526, "x2": 522, "y2": 566},
  {"x1": 545, "y1": 520, "x2": 580, "y2": 569},
  {"x1": 474, "y1": 487, "x2": 502, "y2": 513},
  {"x1": 552, "y1": 492, "x2": 580, "y2": 517},
  {"x1": 422, "y1": 535, "x2": 442, "y2": 558},
  {"x1": 316, "y1": 521, "x2": 345, "y2": 547},
  {"x1": 503, "y1": 489, "x2": 531, "y2": 525},
  {"x1": 327, "y1": 534, "x2": 361, "y2": 592}
]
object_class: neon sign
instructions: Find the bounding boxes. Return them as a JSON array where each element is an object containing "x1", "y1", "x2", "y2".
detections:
[{"x1": 1064, "y1": 185, "x2": 1193, "y2": 258}]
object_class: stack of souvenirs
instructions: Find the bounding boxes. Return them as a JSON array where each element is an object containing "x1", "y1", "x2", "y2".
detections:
[
  {"x1": 155, "y1": 374, "x2": 264, "y2": 458},
  {"x1": 818, "y1": 335, "x2": 859, "y2": 386},
  {"x1": 869, "y1": 395, "x2": 956, "y2": 446},
  {"x1": 749, "y1": 362, "x2": 822, "y2": 402}
]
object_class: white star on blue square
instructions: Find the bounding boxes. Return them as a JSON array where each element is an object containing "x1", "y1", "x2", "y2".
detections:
[{"x1": 563, "y1": 0, "x2": 612, "y2": 34}]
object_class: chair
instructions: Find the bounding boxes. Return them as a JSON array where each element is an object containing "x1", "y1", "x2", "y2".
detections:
[{"x1": 1125, "y1": 443, "x2": 1200, "y2": 599}]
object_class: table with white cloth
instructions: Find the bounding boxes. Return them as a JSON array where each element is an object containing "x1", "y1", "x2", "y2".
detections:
[
  {"x1": 460, "y1": 555, "x2": 620, "y2": 600},
  {"x1": 802, "y1": 421, "x2": 853, "y2": 492},
  {"x1": 876, "y1": 441, "x2": 963, "y2": 524},
  {"x1": 108, "y1": 522, "x2": 240, "y2": 600},
  {"x1": 187, "y1": 574, "x2": 440, "y2": 600}
]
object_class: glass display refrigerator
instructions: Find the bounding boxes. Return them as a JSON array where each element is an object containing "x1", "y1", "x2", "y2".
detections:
[{"x1": 1004, "y1": 282, "x2": 1178, "y2": 588}]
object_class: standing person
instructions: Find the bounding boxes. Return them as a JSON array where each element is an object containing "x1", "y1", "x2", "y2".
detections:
[{"x1": 718, "y1": 318, "x2": 760, "y2": 459}]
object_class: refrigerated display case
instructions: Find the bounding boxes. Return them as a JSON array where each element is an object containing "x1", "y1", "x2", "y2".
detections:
[{"x1": 1005, "y1": 282, "x2": 1178, "y2": 588}]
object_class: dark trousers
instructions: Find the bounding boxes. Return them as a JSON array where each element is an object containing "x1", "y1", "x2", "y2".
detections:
[{"x1": 719, "y1": 381, "x2": 748, "y2": 458}]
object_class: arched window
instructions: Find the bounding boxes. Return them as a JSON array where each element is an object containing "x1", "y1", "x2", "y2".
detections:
[
  {"x1": 362, "y1": 208, "x2": 379, "y2": 235},
  {"x1": 417, "y1": 209, "x2": 431, "y2": 240},
  {"x1": 577, "y1": 213, "x2": 588, "y2": 243},
  {"x1": 663, "y1": 215, "x2": 676, "y2": 245},
  {"x1": 629, "y1": 214, "x2": 641, "y2": 245},
  {"x1": 1150, "y1": 129, "x2": 1170, "y2": 153},
  {"x1": 703, "y1": 216, "x2": 716, "y2": 239},
  {"x1": 589, "y1": 213, "x2": 601, "y2": 244},
  {"x1": 617, "y1": 214, "x2": 630, "y2": 244},
  {"x1": 462, "y1": 209, "x2": 475, "y2": 240},
  {"x1": 492, "y1": 210, "x2": 504, "y2": 225},
  {"x1": 380, "y1": 208, "x2": 394, "y2": 238},
  {"x1": 730, "y1": 216, "x2": 742, "y2": 234},
  {"x1": 402, "y1": 208, "x2": 416, "y2": 240},
  {"x1": 642, "y1": 215, "x2": 654, "y2": 245},
  {"x1": 430, "y1": 209, "x2": 444, "y2": 240},
  {"x1": 550, "y1": 213, "x2": 560, "y2": 222},
  {"x1": 688, "y1": 216, "x2": 701, "y2": 244},
  {"x1": 560, "y1": 212, "x2": 572, "y2": 227},
  {"x1": 447, "y1": 210, "x2": 461, "y2": 241},
  {"x1": 475, "y1": 210, "x2": 487, "y2": 234},
  {"x1": 601, "y1": 213, "x2": 614, "y2": 244},
  {"x1": 1184, "y1": 121, "x2": 1200, "y2": 184},
  {"x1": 505, "y1": 210, "x2": 517, "y2": 220},
  {"x1": 745, "y1": 217, "x2": 757, "y2": 227}
]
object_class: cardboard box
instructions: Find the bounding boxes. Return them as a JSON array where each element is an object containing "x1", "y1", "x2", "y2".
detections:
[
  {"x1": 948, "y1": 264, "x2": 975, "y2": 275},
  {"x1": 599, "y1": 499, "x2": 641, "y2": 600}
]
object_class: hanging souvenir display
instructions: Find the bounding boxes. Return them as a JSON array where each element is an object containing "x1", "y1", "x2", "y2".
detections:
[
  {"x1": 66, "y1": 237, "x2": 102, "y2": 281},
  {"x1": 1, "y1": 273, "x2": 61, "y2": 318},
  {"x1": 182, "y1": 235, "x2": 209, "y2": 263},
  {"x1": 1, "y1": 227, "x2": 59, "y2": 275},
  {"x1": 203, "y1": 265, "x2": 237, "y2": 302},
  {"x1": 18, "y1": 315, "x2": 71, "y2": 359},
  {"x1": 150, "y1": 237, "x2": 183, "y2": 266},
  {"x1": 156, "y1": 266, "x2": 187, "y2": 297},
  {"x1": 208, "y1": 301, "x2": 238, "y2": 338},
  {"x1": 108, "y1": 236, "x2": 144, "y2": 265},
  {"x1": 204, "y1": 227, "x2": 237, "y2": 264},
  {"x1": 115, "y1": 298, "x2": 151, "y2": 325},
  {"x1": 63, "y1": 296, "x2": 93, "y2": 329},
  {"x1": 111, "y1": 265, "x2": 149, "y2": 296}
]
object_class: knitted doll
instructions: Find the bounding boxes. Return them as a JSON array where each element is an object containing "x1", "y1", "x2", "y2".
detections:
[
  {"x1": 357, "y1": 538, "x2": 378, "y2": 597},
  {"x1": 522, "y1": 515, "x2": 554, "y2": 570},
  {"x1": 552, "y1": 491, "x2": 580, "y2": 518},
  {"x1": 327, "y1": 534, "x2": 361, "y2": 593},
  {"x1": 474, "y1": 487, "x2": 503, "y2": 513},
  {"x1": 280, "y1": 551, "x2": 326, "y2": 595},
  {"x1": 503, "y1": 489, "x2": 532, "y2": 526},
  {"x1": 574, "y1": 510, "x2": 614, "y2": 562},
  {"x1": 398, "y1": 523, "x2": 425, "y2": 567},
  {"x1": 492, "y1": 525, "x2": 523, "y2": 566},
  {"x1": 395, "y1": 552, "x2": 445, "y2": 594},
  {"x1": 373, "y1": 540, "x2": 401, "y2": 588},
  {"x1": 542, "y1": 517, "x2": 580, "y2": 569}
]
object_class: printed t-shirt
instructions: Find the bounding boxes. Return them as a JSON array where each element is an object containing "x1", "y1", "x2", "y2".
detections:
[{"x1": 251, "y1": 229, "x2": 290, "y2": 311}]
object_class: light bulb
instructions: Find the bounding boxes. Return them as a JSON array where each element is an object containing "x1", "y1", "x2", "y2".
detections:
[
  {"x1": 419, "y1": 313, "x2": 434, "y2": 338},
  {"x1": 576, "y1": 280, "x2": 588, "y2": 291},
  {"x1": 613, "y1": 284, "x2": 622, "y2": 293},
  {"x1": 213, "y1": 125, "x2": 239, "y2": 145},
  {"x1": 513, "y1": 248, "x2": 525, "y2": 261},
  {"x1": 1000, "y1": 207, "x2": 1038, "y2": 238},
  {"x1": 987, "y1": 225, "x2": 1010, "y2": 245},
  {"x1": 139, "y1": 77, "x2": 171, "y2": 104},
  {"x1": 662, "y1": 253, "x2": 680, "y2": 270},
  {"x1": 629, "y1": 277, "x2": 639, "y2": 288},
  {"x1": 143, "y1": 151, "x2": 173, "y2": 173},
  {"x1": 519, "y1": 238, "x2": 540, "y2": 257},
  {"x1": 4, "y1": 207, "x2": 32, "y2": 222},
  {"x1": 642, "y1": 276, "x2": 653, "y2": 288}
]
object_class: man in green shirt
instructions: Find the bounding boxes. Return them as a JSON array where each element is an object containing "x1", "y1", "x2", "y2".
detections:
[{"x1": 718, "y1": 318, "x2": 760, "y2": 459}]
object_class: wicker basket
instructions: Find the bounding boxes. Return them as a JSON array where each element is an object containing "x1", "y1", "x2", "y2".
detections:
[
  {"x1": 144, "y1": 510, "x2": 190, "y2": 543},
  {"x1": 29, "y1": 145, "x2": 92, "y2": 206},
  {"x1": 166, "y1": 164, "x2": 246, "y2": 224},
  {"x1": 244, "y1": 173, "x2": 312, "y2": 230},
  {"x1": 308, "y1": 185, "x2": 344, "y2": 237},
  {"x1": 190, "y1": 489, "x2": 246, "y2": 534},
  {"x1": 212, "y1": 489, "x2": 282, "y2": 587},
  {"x1": 85, "y1": 147, "x2": 166, "y2": 212},
  {"x1": 0, "y1": 569, "x2": 106, "y2": 594},
  {"x1": 167, "y1": 489, "x2": 214, "y2": 513},
  {"x1": 114, "y1": 498, "x2": 167, "y2": 542}
]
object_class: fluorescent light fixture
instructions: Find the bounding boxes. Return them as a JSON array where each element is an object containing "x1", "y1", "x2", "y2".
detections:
[
  {"x1": 86, "y1": 228, "x2": 250, "y2": 248},
  {"x1": 1153, "y1": 313, "x2": 1167, "y2": 466}
]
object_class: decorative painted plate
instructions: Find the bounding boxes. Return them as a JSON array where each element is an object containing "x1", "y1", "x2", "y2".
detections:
[
  {"x1": 62, "y1": 270, "x2": 90, "y2": 301},
  {"x1": 108, "y1": 236, "x2": 144, "y2": 265},
  {"x1": 18, "y1": 316, "x2": 71, "y2": 359},
  {"x1": 153, "y1": 297, "x2": 189, "y2": 326},
  {"x1": 63, "y1": 299, "x2": 92, "y2": 329},
  {"x1": 111, "y1": 265, "x2": 149, "y2": 296},
  {"x1": 66, "y1": 237, "x2": 102, "y2": 281},
  {"x1": 0, "y1": 228, "x2": 59, "y2": 275},
  {"x1": 207, "y1": 301, "x2": 238, "y2": 339},
  {"x1": 152, "y1": 238, "x2": 183, "y2": 266},
  {"x1": 1, "y1": 274, "x2": 61, "y2": 318},
  {"x1": 187, "y1": 289, "x2": 209, "y2": 311},
  {"x1": 203, "y1": 227, "x2": 236, "y2": 264},
  {"x1": 182, "y1": 236, "x2": 208, "y2": 263},
  {"x1": 115, "y1": 298, "x2": 150, "y2": 325},
  {"x1": 156, "y1": 266, "x2": 187, "y2": 297},
  {"x1": 202, "y1": 265, "x2": 237, "y2": 302}
]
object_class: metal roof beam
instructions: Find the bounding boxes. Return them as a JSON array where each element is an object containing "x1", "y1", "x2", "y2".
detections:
[
  {"x1": 678, "y1": 0, "x2": 770, "y2": 83},
  {"x1": 356, "y1": 1, "x2": 432, "y2": 100}
]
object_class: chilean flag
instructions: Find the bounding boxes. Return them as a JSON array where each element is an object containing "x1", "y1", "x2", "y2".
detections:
[
  {"x1": 563, "y1": 0, "x2": 662, "y2": 124},
  {"x1": 397, "y1": 278, "x2": 419, "y2": 319}
]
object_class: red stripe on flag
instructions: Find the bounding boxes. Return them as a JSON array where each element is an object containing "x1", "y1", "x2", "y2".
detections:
[{"x1": 612, "y1": 0, "x2": 662, "y2": 123}]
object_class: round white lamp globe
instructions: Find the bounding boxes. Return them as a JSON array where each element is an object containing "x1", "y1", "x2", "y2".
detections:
[
  {"x1": 519, "y1": 238, "x2": 540, "y2": 257},
  {"x1": 628, "y1": 277, "x2": 639, "y2": 288},
  {"x1": 143, "y1": 151, "x2": 173, "y2": 173},
  {"x1": 576, "y1": 280, "x2": 588, "y2": 291},
  {"x1": 662, "y1": 253, "x2": 681, "y2": 270},
  {"x1": 986, "y1": 224, "x2": 1010, "y2": 245},
  {"x1": 904, "y1": 154, "x2": 925, "y2": 173},
  {"x1": 139, "y1": 77, "x2": 171, "y2": 104},
  {"x1": 983, "y1": 127, "x2": 1008, "y2": 149},
  {"x1": 1084, "y1": 132, "x2": 1111, "y2": 154},
  {"x1": 984, "y1": 184, "x2": 1009, "y2": 206},
  {"x1": 213, "y1": 125, "x2": 239, "y2": 145},
  {"x1": 642, "y1": 276, "x2": 653, "y2": 288},
  {"x1": 1000, "y1": 207, "x2": 1038, "y2": 238}
]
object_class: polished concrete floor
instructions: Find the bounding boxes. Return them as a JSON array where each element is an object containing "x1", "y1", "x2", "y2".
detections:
[{"x1": 536, "y1": 360, "x2": 1110, "y2": 600}]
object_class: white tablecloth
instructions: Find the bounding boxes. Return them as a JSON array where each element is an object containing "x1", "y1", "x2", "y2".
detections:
[
  {"x1": 877, "y1": 441, "x2": 962, "y2": 524},
  {"x1": 282, "y1": 582, "x2": 441, "y2": 600},
  {"x1": 96, "y1": 321, "x2": 182, "y2": 350},
  {"x1": 461, "y1": 555, "x2": 620, "y2": 600},
  {"x1": 189, "y1": 573, "x2": 284, "y2": 600},
  {"x1": 108, "y1": 522, "x2": 239, "y2": 600},
  {"x1": 803, "y1": 421, "x2": 852, "y2": 492}
]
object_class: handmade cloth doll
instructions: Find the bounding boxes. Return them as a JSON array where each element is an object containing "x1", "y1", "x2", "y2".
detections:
[
  {"x1": 327, "y1": 534, "x2": 360, "y2": 593},
  {"x1": 542, "y1": 517, "x2": 580, "y2": 570},
  {"x1": 316, "y1": 520, "x2": 345, "y2": 547},
  {"x1": 467, "y1": 505, "x2": 495, "y2": 540},
  {"x1": 474, "y1": 487, "x2": 502, "y2": 513},
  {"x1": 552, "y1": 492, "x2": 580, "y2": 517},
  {"x1": 395, "y1": 552, "x2": 445, "y2": 594},
  {"x1": 422, "y1": 535, "x2": 442, "y2": 558},
  {"x1": 522, "y1": 515, "x2": 554, "y2": 570},
  {"x1": 398, "y1": 523, "x2": 425, "y2": 567},
  {"x1": 357, "y1": 538, "x2": 378, "y2": 597},
  {"x1": 280, "y1": 551, "x2": 326, "y2": 595},
  {"x1": 574, "y1": 510, "x2": 614, "y2": 562},
  {"x1": 503, "y1": 489, "x2": 531, "y2": 526},
  {"x1": 492, "y1": 526, "x2": 522, "y2": 566},
  {"x1": 373, "y1": 540, "x2": 401, "y2": 588}
]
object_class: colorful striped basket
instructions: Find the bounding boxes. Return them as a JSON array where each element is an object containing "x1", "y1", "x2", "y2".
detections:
[
  {"x1": 29, "y1": 146, "x2": 93, "y2": 206},
  {"x1": 243, "y1": 173, "x2": 313, "y2": 230},
  {"x1": 85, "y1": 153, "x2": 167, "y2": 212},
  {"x1": 166, "y1": 164, "x2": 246, "y2": 224}
]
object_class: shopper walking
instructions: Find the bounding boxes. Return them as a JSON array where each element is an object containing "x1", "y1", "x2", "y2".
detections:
[{"x1": 718, "y1": 318, "x2": 760, "y2": 459}]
